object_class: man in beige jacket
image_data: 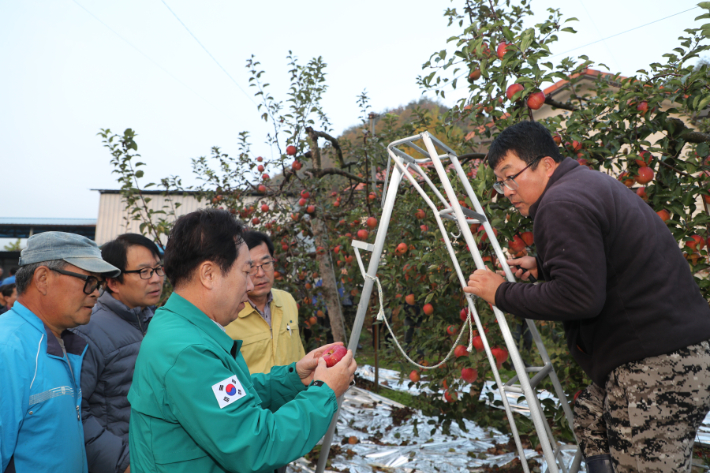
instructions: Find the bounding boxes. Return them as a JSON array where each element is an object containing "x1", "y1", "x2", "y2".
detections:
[{"x1": 226, "y1": 231, "x2": 305, "y2": 374}]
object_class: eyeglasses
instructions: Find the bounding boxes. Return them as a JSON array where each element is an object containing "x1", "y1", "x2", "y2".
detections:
[
  {"x1": 123, "y1": 265, "x2": 165, "y2": 280},
  {"x1": 247, "y1": 260, "x2": 274, "y2": 276},
  {"x1": 51, "y1": 268, "x2": 107, "y2": 295},
  {"x1": 493, "y1": 156, "x2": 545, "y2": 194}
]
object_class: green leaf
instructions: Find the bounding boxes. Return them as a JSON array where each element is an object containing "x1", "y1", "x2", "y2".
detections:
[
  {"x1": 697, "y1": 94, "x2": 710, "y2": 111},
  {"x1": 135, "y1": 170, "x2": 144, "y2": 178}
]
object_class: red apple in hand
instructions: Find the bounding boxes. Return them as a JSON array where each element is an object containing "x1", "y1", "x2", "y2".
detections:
[{"x1": 323, "y1": 345, "x2": 348, "y2": 367}]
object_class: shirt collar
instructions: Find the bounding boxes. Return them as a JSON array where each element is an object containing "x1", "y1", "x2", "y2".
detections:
[
  {"x1": 12, "y1": 301, "x2": 87, "y2": 356},
  {"x1": 528, "y1": 157, "x2": 580, "y2": 220},
  {"x1": 247, "y1": 291, "x2": 273, "y2": 314},
  {"x1": 98, "y1": 291, "x2": 153, "y2": 324},
  {"x1": 162, "y1": 292, "x2": 236, "y2": 354}
]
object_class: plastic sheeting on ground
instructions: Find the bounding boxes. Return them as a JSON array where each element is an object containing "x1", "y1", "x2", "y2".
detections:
[{"x1": 286, "y1": 365, "x2": 582, "y2": 473}]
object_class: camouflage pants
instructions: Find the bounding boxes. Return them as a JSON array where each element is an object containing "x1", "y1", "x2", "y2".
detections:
[{"x1": 573, "y1": 339, "x2": 710, "y2": 472}]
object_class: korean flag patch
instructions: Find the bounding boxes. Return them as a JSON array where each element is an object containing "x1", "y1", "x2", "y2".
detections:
[{"x1": 211, "y1": 375, "x2": 246, "y2": 409}]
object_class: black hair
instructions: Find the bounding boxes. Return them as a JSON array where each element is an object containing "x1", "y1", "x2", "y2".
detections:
[
  {"x1": 243, "y1": 230, "x2": 274, "y2": 256},
  {"x1": 0, "y1": 283, "x2": 16, "y2": 298},
  {"x1": 164, "y1": 209, "x2": 246, "y2": 289},
  {"x1": 9, "y1": 267, "x2": 17, "y2": 276},
  {"x1": 487, "y1": 121, "x2": 563, "y2": 170},
  {"x1": 101, "y1": 233, "x2": 161, "y2": 289}
]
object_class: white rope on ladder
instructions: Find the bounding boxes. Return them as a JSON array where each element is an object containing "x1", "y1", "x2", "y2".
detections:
[{"x1": 364, "y1": 272, "x2": 476, "y2": 370}]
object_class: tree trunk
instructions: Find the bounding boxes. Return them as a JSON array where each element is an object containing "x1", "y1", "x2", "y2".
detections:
[
  {"x1": 306, "y1": 126, "x2": 347, "y2": 343},
  {"x1": 311, "y1": 217, "x2": 347, "y2": 342}
]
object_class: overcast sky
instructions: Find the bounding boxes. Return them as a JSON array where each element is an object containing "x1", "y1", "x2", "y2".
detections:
[{"x1": 0, "y1": 0, "x2": 705, "y2": 222}]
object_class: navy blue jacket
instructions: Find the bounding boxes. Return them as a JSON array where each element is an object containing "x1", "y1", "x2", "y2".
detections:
[{"x1": 72, "y1": 291, "x2": 153, "y2": 473}]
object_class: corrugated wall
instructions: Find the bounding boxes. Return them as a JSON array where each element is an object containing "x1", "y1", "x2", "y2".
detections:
[{"x1": 95, "y1": 193, "x2": 209, "y2": 245}]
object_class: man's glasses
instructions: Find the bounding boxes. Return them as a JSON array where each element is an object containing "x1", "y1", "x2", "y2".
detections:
[
  {"x1": 51, "y1": 268, "x2": 106, "y2": 295},
  {"x1": 247, "y1": 260, "x2": 274, "y2": 276},
  {"x1": 492, "y1": 156, "x2": 545, "y2": 194},
  {"x1": 123, "y1": 265, "x2": 165, "y2": 280}
]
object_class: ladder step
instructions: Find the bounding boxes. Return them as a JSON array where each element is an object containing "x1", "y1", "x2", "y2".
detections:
[
  {"x1": 351, "y1": 240, "x2": 374, "y2": 252},
  {"x1": 504, "y1": 363, "x2": 554, "y2": 390}
]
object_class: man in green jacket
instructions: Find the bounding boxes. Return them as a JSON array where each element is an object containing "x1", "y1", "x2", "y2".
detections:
[{"x1": 128, "y1": 209, "x2": 357, "y2": 473}]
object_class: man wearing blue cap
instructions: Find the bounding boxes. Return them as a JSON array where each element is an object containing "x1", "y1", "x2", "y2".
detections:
[{"x1": 0, "y1": 232, "x2": 120, "y2": 473}]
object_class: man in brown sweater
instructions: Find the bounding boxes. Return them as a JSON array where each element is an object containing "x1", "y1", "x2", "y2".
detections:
[{"x1": 465, "y1": 121, "x2": 710, "y2": 473}]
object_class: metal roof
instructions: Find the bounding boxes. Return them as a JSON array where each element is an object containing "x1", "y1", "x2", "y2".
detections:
[{"x1": 0, "y1": 218, "x2": 97, "y2": 226}]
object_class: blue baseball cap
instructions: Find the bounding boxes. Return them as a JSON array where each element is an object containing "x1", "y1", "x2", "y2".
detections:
[{"x1": 19, "y1": 232, "x2": 120, "y2": 278}]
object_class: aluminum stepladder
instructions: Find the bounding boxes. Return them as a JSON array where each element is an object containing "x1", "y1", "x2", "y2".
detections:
[{"x1": 315, "y1": 131, "x2": 583, "y2": 473}]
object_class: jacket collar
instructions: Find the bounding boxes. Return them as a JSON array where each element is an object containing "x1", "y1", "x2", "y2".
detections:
[
  {"x1": 163, "y1": 292, "x2": 240, "y2": 355},
  {"x1": 97, "y1": 291, "x2": 153, "y2": 328},
  {"x1": 528, "y1": 157, "x2": 580, "y2": 220},
  {"x1": 12, "y1": 301, "x2": 87, "y2": 356}
]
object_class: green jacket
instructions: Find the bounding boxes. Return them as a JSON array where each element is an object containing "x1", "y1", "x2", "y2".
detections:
[{"x1": 128, "y1": 293, "x2": 337, "y2": 473}]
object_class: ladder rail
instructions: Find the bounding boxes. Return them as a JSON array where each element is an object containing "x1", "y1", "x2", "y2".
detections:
[{"x1": 419, "y1": 134, "x2": 560, "y2": 471}]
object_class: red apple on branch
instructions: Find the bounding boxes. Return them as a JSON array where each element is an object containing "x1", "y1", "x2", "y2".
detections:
[
  {"x1": 527, "y1": 91, "x2": 545, "y2": 110},
  {"x1": 286, "y1": 145, "x2": 297, "y2": 156},
  {"x1": 491, "y1": 347, "x2": 509, "y2": 368},
  {"x1": 423, "y1": 303, "x2": 434, "y2": 315},
  {"x1": 496, "y1": 42, "x2": 509, "y2": 60},
  {"x1": 405, "y1": 294, "x2": 415, "y2": 305},
  {"x1": 472, "y1": 336, "x2": 484, "y2": 352},
  {"x1": 409, "y1": 370, "x2": 420, "y2": 383},
  {"x1": 366, "y1": 217, "x2": 378, "y2": 229},
  {"x1": 454, "y1": 345, "x2": 469, "y2": 358},
  {"x1": 292, "y1": 160, "x2": 303, "y2": 171},
  {"x1": 521, "y1": 231, "x2": 534, "y2": 247},
  {"x1": 461, "y1": 368, "x2": 478, "y2": 383},
  {"x1": 636, "y1": 166, "x2": 654, "y2": 184},
  {"x1": 357, "y1": 229, "x2": 369, "y2": 240},
  {"x1": 506, "y1": 83, "x2": 524, "y2": 101}
]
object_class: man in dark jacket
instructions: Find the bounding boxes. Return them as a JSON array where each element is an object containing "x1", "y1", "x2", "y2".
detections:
[
  {"x1": 465, "y1": 121, "x2": 710, "y2": 473},
  {"x1": 73, "y1": 234, "x2": 164, "y2": 473}
]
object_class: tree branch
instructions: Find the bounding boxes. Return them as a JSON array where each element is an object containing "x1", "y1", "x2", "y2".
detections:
[
  {"x1": 305, "y1": 127, "x2": 345, "y2": 167},
  {"x1": 544, "y1": 95, "x2": 577, "y2": 111},
  {"x1": 312, "y1": 167, "x2": 385, "y2": 183}
]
